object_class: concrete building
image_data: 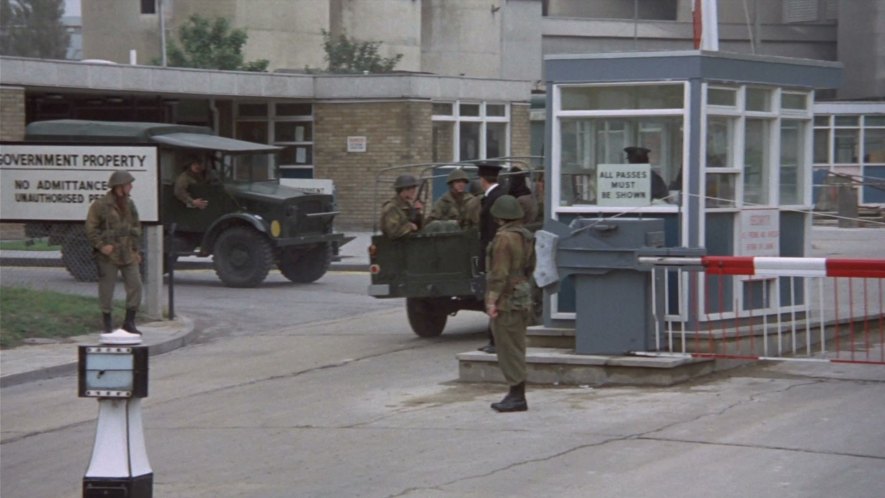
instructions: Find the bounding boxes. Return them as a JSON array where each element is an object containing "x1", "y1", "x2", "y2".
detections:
[
  {"x1": 80, "y1": 0, "x2": 883, "y2": 101},
  {"x1": 2, "y1": 0, "x2": 882, "y2": 230},
  {"x1": 0, "y1": 57, "x2": 530, "y2": 228}
]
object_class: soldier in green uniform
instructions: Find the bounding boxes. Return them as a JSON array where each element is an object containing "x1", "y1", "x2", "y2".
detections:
[
  {"x1": 426, "y1": 168, "x2": 475, "y2": 228},
  {"x1": 174, "y1": 156, "x2": 212, "y2": 209},
  {"x1": 380, "y1": 174, "x2": 424, "y2": 239},
  {"x1": 85, "y1": 170, "x2": 143, "y2": 334},
  {"x1": 485, "y1": 195, "x2": 535, "y2": 412}
]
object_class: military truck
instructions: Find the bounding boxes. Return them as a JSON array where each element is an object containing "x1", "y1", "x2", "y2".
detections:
[
  {"x1": 22, "y1": 119, "x2": 348, "y2": 287},
  {"x1": 367, "y1": 158, "x2": 541, "y2": 337}
]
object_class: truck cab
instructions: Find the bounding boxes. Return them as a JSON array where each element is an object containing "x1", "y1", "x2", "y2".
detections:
[{"x1": 24, "y1": 119, "x2": 348, "y2": 287}]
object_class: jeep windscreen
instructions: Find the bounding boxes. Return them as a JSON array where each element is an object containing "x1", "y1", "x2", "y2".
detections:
[{"x1": 218, "y1": 152, "x2": 281, "y2": 183}]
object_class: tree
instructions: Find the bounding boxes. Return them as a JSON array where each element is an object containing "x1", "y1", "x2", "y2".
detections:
[
  {"x1": 162, "y1": 15, "x2": 268, "y2": 72},
  {"x1": 321, "y1": 29, "x2": 403, "y2": 74},
  {"x1": 0, "y1": 0, "x2": 69, "y2": 59}
]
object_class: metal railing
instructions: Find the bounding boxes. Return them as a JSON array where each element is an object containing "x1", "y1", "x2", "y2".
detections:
[{"x1": 638, "y1": 256, "x2": 885, "y2": 365}]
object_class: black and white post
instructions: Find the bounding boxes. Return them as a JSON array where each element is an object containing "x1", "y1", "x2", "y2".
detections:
[{"x1": 79, "y1": 329, "x2": 152, "y2": 497}]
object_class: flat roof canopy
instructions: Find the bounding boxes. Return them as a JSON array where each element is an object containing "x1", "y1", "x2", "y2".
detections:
[
  {"x1": 545, "y1": 50, "x2": 842, "y2": 90},
  {"x1": 25, "y1": 120, "x2": 280, "y2": 153}
]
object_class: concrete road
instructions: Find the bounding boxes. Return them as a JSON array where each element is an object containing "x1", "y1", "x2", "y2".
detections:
[
  {"x1": 3, "y1": 300, "x2": 884, "y2": 497},
  {"x1": 2, "y1": 228, "x2": 885, "y2": 497}
]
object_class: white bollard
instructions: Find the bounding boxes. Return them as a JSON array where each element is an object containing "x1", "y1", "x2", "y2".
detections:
[{"x1": 79, "y1": 329, "x2": 152, "y2": 497}]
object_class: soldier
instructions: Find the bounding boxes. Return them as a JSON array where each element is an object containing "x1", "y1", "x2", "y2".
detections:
[
  {"x1": 174, "y1": 155, "x2": 212, "y2": 209},
  {"x1": 507, "y1": 165, "x2": 539, "y2": 225},
  {"x1": 85, "y1": 170, "x2": 143, "y2": 334},
  {"x1": 485, "y1": 195, "x2": 535, "y2": 412},
  {"x1": 426, "y1": 168, "x2": 475, "y2": 228},
  {"x1": 477, "y1": 161, "x2": 506, "y2": 353},
  {"x1": 380, "y1": 174, "x2": 424, "y2": 239},
  {"x1": 624, "y1": 146, "x2": 669, "y2": 201},
  {"x1": 463, "y1": 178, "x2": 484, "y2": 229}
]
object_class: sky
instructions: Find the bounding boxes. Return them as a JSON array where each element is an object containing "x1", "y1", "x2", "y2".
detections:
[{"x1": 65, "y1": 0, "x2": 80, "y2": 17}]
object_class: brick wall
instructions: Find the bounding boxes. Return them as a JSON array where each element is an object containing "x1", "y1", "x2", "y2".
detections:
[
  {"x1": 0, "y1": 87, "x2": 26, "y2": 239},
  {"x1": 0, "y1": 86, "x2": 26, "y2": 141},
  {"x1": 314, "y1": 101, "x2": 433, "y2": 230}
]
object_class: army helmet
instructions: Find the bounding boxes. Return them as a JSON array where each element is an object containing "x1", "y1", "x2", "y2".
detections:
[
  {"x1": 393, "y1": 174, "x2": 419, "y2": 190},
  {"x1": 108, "y1": 170, "x2": 135, "y2": 187},
  {"x1": 490, "y1": 194, "x2": 524, "y2": 220},
  {"x1": 446, "y1": 168, "x2": 470, "y2": 185}
]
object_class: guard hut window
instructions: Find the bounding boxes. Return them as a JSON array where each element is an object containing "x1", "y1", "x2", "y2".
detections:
[{"x1": 554, "y1": 83, "x2": 685, "y2": 210}]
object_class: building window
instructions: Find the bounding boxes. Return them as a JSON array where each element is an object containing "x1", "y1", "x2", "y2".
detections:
[
  {"x1": 141, "y1": 0, "x2": 156, "y2": 15},
  {"x1": 235, "y1": 102, "x2": 314, "y2": 180},
  {"x1": 813, "y1": 106, "x2": 885, "y2": 204},
  {"x1": 432, "y1": 101, "x2": 510, "y2": 162}
]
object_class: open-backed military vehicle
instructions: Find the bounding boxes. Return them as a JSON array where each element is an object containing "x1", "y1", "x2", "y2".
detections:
[
  {"x1": 23, "y1": 119, "x2": 348, "y2": 287},
  {"x1": 367, "y1": 158, "x2": 542, "y2": 337}
]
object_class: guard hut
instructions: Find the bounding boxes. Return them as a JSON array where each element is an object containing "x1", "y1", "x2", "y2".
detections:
[{"x1": 542, "y1": 51, "x2": 842, "y2": 336}]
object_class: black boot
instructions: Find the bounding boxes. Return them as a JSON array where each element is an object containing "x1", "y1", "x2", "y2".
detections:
[
  {"x1": 122, "y1": 308, "x2": 141, "y2": 335},
  {"x1": 102, "y1": 313, "x2": 113, "y2": 333},
  {"x1": 491, "y1": 382, "x2": 527, "y2": 412},
  {"x1": 478, "y1": 326, "x2": 496, "y2": 353}
]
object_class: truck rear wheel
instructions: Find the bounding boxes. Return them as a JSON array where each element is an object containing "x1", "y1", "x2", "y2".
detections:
[
  {"x1": 406, "y1": 297, "x2": 447, "y2": 337},
  {"x1": 213, "y1": 226, "x2": 273, "y2": 288},
  {"x1": 278, "y1": 243, "x2": 331, "y2": 283}
]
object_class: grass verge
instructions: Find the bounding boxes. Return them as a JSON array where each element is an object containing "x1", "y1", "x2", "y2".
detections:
[
  {"x1": 0, "y1": 238, "x2": 61, "y2": 251},
  {"x1": 0, "y1": 287, "x2": 129, "y2": 349}
]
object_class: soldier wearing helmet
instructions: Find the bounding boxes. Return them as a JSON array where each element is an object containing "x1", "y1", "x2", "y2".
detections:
[
  {"x1": 426, "y1": 168, "x2": 476, "y2": 228},
  {"x1": 174, "y1": 155, "x2": 213, "y2": 209},
  {"x1": 485, "y1": 194, "x2": 535, "y2": 413},
  {"x1": 380, "y1": 174, "x2": 425, "y2": 238},
  {"x1": 85, "y1": 170, "x2": 143, "y2": 335}
]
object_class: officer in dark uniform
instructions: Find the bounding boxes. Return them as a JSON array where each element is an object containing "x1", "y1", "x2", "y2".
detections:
[
  {"x1": 624, "y1": 146, "x2": 670, "y2": 201},
  {"x1": 477, "y1": 161, "x2": 506, "y2": 353}
]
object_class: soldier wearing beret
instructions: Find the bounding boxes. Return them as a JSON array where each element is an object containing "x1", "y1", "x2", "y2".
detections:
[
  {"x1": 85, "y1": 170, "x2": 143, "y2": 334},
  {"x1": 485, "y1": 194, "x2": 535, "y2": 412},
  {"x1": 380, "y1": 174, "x2": 424, "y2": 238}
]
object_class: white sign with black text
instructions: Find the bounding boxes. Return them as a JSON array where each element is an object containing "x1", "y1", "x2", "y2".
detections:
[
  {"x1": 0, "y1": 144, "x2": 160, "y2": 222},
  {"x1": 596, "y1": 163, "x2": 652, "y2": 207},
  {"x1": 347, "y1": 136, "x2": 367, "y2": 153}
]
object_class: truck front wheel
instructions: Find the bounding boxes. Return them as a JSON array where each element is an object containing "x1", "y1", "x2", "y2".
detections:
[
  {"x1": 406, "y1": 297, "x2": 447, "y2": 337},
  {"x1": 212, "y1": 226, "x2": 274, "y2": 288},
  {"x1": 278, "y1": 243, "x2": 331, "y2": 283}
]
